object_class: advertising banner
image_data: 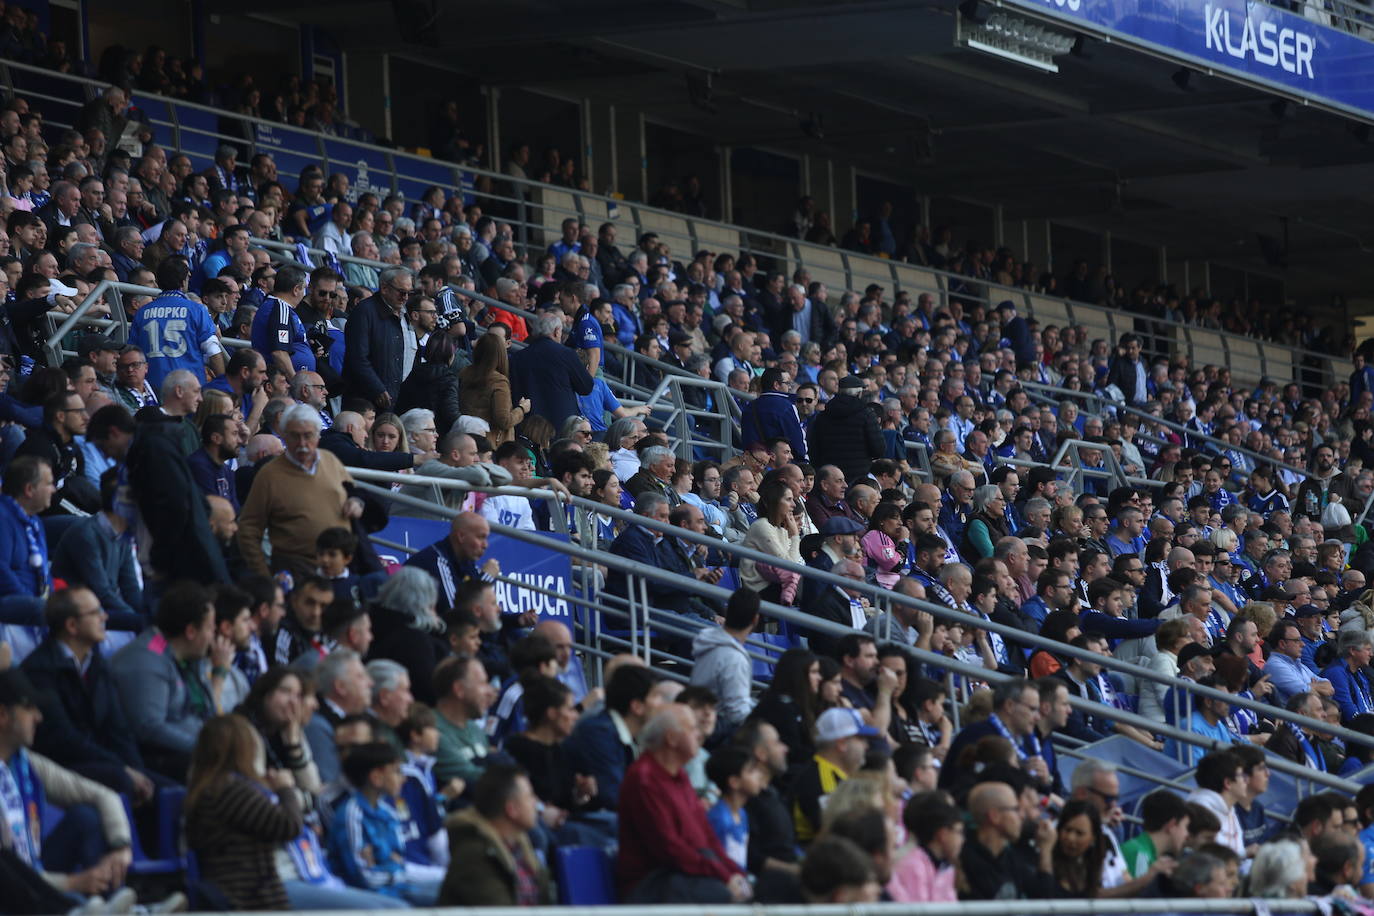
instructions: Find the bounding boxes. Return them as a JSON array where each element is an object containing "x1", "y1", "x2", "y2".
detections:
[{"x1": 1003, "y1": 0, "x2": 1374, "y2": 120}]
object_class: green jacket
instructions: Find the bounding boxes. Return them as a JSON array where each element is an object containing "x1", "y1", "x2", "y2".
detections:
[{"x1": 438, "y1": 807, "x2": 554, "y2": 906}]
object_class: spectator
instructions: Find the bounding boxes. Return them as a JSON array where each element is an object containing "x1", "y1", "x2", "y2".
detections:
[
  {"x1": 184, "y1": 713, "x2": 305, "y2": 910},
  {"x1": 50, "y1": 468, "x2": 142, "y2": 617},
  {"x1": 304, "y1": 648, "x2": 374, "y2": 784},
  {"x1": 508, "y1": 311, "x2": 595, "y2": 428},
  {"x1": 14, "y1": 389, "x2": 92, "y2": 511},
  {"x1": 128, "y1": 257, "x2": 225, "y2": 392},
  {"x1": 739, "y1": 476, "x2": 803, "y2": 604},
  {"x1": 806, "y1": 375, "x2": 884, "y2": 483},
  {"x1": 238, "y1": 403, "x2": 380, "y2": 579},
  {"x1": 397, "y1": 332, "x2": 462, "y2": 438},
  {"x1": 792, "y1": 707, "x2": 874, "y2": 843},
  {"x1": 367, "y1": 566, "x2": 449, "y2": 706},
  {"x1": 741, "y1": 367, "x2": 807, "y2": 460},
  {"x1": 690, "y1": 588, "x2": 760, "y2": 729},
  {"x1": 1185, "y1": 749, "x2": 1249, "y2": 859},
  {"x1": 1120, "y1": 789, "x2": 1191, "y2": 878},
  {"x1": 19, "y1": 586, "x2": 154, "y2": 799},
  {"x1": 618, "y1": 704, "x2": 750, "y2": 903},
  {"x1": 888, "y1": 792, "x2": 964, "y2": 902},
  {"x1": 404, "y1": 511, "x2": 499, "y2": 614},
  {"x1": 431, "y1": 653, "x2": 495, "y2": 785},
  {"x1": 960, "y1": 776, "x2": 1057, "y2": 899},
  {"x1": 0, "y1": 668, "x2": 137, "y2": 904},
  {"x1": 319, "y1": 409, "x2": 417, "y2": 472},
  {"x1": 110, "y1": 580, "x2": 232, "y2": 779},
  {"x1": 186, "y1": 412, "x2": 240, "y2": 509},
  {"x1": 438, "y1": 763, "x2": 553, "y2": 905},
  {"x1": 565, "y1": 663, "x2": 662, "y2": 809},
  {"x1": 343, "y1": 265, "x2": 415, "y2": 409},
  {"x1": 1320, "y1": 629, "x2": 1374, "y2": 724}
]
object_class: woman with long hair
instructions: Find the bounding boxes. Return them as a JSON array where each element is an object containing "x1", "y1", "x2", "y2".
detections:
[
  {"x1": 459, "y1": 332, "x2": 529, "y2": 448},
  {"x1": 396, "y1": 331, "x2": 462, "y2": 438},
  {"x1": 1052, "y1": 799, "x2": 1105, "y2": 897},
  {"x1": 236, "y1": 666, "x2": 321, "y2": 795},
  {"x1": 748, "y1": 647, "x2": 820, "y2": 761},
  {"x1": 185, "y1": 714, "x2": 304, "y2": 910},
  {"x1": 738, "y1": 476, "x2": 803, "y2": 604},
  {"x1": 370, "y1": 412, "x2": 408, "y2": 454}
]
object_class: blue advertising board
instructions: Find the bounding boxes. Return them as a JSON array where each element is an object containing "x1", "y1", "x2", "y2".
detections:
[
  {"x1": 252, "y1": 122, "x2": 321, "y2": 183},
  {"x1": 371, "y1": 517, "x2": 576, "y2": 624},
  {"x1": 1002, "y1": 0, "x2": 1374, "y2": 121},
  {"x1": 322, "y1": 138, "x2": 395, "y2": 204}
]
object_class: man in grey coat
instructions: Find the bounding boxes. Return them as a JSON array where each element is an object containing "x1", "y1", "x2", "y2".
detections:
[
  {"x1": 689, "y1": 589, "x2": 759, "y2": 729},
  {"x1": 109, "y1": 581, "x2": 242, "y2": 780}
]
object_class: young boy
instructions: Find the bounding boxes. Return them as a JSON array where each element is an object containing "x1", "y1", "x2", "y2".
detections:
[
  {"x1": 397, "y1": 703, "x2": 461, "y2": 867},
  {"x1": 443, "y1": 608, "x2": 482, "y2": 658},
  {"x1": 328, "y1": 741, "x2": 445, "y2": 905},
  {"x1": 316, "y1": 527, "x2": 359, "y2": 604},
  {"x1": 705, "y1": 746, "x2": 764, "y2": 872}
]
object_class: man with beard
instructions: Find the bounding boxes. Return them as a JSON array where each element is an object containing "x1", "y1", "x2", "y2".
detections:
[{"x1": 1295, "y1": 444, "x2": 1357, "y2": 526}]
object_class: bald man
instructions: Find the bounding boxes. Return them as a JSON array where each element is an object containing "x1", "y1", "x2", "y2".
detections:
[
  {"x1": 404, "y1": 511, "x2": 500, "y2": 615},
  {"x1": 319, "y1": 407, "x2": 416, "y2": 473},
  {"x1": 234, "y1": 432, "x2": 284, "y2": 500},
  {"x1": 206, "y1": 493, "x2": 238, "y2": 547},
  {"x1": 400, "y1": 429, "x2": 511, "y2": 518},
  {"x1": 533, "y1": 618, "x2": 588, "y2": 703},
  {"x1": 961, "y1": 779, "x2": 1057, "y2": 899},
  {"x1": 1140, "y1": 545, "x2": 1197, "y2": 619}
]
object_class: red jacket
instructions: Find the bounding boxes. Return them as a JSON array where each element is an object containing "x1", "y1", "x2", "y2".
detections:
[{"x1": 617, "y1": 751, "x2": 742, "y2": 894}]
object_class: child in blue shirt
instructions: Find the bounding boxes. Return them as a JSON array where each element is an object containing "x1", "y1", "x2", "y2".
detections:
[
  {"x1": 328, "y1": 741, "x2": 445, "y2": 905},
  {"x1": 704, "y1": 745, "x2": 764, "y2": 872}
]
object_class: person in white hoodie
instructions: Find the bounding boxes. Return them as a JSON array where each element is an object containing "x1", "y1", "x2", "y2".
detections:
[{"x1": 690, "y1": 589, "x2": 760, "y2": 729}]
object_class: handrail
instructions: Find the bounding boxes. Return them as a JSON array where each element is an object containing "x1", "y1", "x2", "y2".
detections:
[
  {"x1": 353, "y1": 472, "x2": 1358, "y2": 795},
  {"x1": 0, "y1": 56, "x2": 1348, "y2": 389},
  {"x1": 239, "y1": 900, "x2": 1325, "y2": 915},
  {"x1": 42, "y1": 278, "x2": 151, "y2": 364},
  {"x1": 346, "y1": 466, "x2": 1374, "y2": 767},
  {"x1": 1017, "y1": 378, "x2": 1312, "y2": 480}
]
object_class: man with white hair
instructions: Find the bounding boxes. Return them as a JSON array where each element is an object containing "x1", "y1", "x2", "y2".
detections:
[
  {"x1": 508, "y1": 311, "x2": 595, "y2": 425},
  {"x1": 290, "y1": 369, "x2": 332, "y2": 430},
  {"x1": 626, "y1": 444, "x2": 679, "y2": 506},
  {"x1": 237, "y1": 403, "x2": 374, "y2": 579},
  {"x1": 618, "y1": 704, "x2": 751, "y2": 903}
]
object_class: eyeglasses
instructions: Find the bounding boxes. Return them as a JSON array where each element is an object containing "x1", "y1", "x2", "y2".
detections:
[{"x1": 1087, "y1": 786, "x2": 1119, "y2": 805}]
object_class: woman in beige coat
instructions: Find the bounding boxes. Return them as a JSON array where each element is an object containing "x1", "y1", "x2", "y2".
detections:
[{"x1": 459, "y1": 332, "x2": 529, "y2": 448}]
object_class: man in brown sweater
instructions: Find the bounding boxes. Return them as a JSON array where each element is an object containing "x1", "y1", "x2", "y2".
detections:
[{"x1": 237, "y1": 403, "x2": 365, "y2": 578}]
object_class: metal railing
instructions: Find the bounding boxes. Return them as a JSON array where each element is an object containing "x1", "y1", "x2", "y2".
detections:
[
  {"x1": 0, "y1": 57, "x2": 1351, "y2": 393},
  {"x1": 345, "y1": 467, "x2": 1367, "y2": 796},
  {"x1": 41, "y1": 278, "x2": 153, "y2": 365},
  {"x1": 241, "y1": 902, "x2": 1327, "y2": 916}
]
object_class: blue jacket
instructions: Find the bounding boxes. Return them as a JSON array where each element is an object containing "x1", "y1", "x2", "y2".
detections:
[
  {"x1": 0, "y1": 494, "x2": 48, "y2": 598},
  {"x1": 343, "y1": 294, "x2": 406, "y2": 404},
  {"x1": 508, "y1": 336, "x2": 595, "y2": 427},
  {"x1": 564, "y1": 708, "x2": 634, "y2": 809},
  {"x1": 740, "y1": 390, "x2": 807, "y2": 458},
  {"x1": 50, "y1": 513, "x2": 143, "y2": 617},
  {"x1": 1322, "y1": 661, "x2": 1374, "y2": 724},
  {"x1": 605, "y1": 524, "x2": 692, "y2": 617},
  {"x1": 329, "y1": 790, "x2": 411, "y2": 896},
  {"x1": 1077, "y1": 608, "x2": 1160, "y2": 642}
]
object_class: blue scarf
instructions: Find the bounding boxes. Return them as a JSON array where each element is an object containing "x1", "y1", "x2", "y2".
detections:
[
  {"x1": 0, "y1": 495, "x2": 47, "y2": 596},
  {"x1": 1, "y1": 750, "x2": 43, "y2": 866}
]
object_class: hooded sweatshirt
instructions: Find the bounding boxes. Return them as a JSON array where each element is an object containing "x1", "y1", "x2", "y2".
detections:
[{"x1": 690, "y1": 627, "x2": 753, "y2": 727}]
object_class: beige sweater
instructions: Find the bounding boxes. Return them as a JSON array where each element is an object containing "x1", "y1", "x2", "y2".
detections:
[
  {"x1": 237, "y1": 451, "x2": 355, "y2": 576},
  {"x1": 739, "y1": 517, "x2": 802, "y2": 592}
]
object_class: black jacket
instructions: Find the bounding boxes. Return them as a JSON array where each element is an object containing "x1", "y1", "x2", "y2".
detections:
[
  {"x1": 367, "y1": 604, "x2": 450, "y2": 706},
  {"x1": 806, "y1": 393, "x2": 884, "y2": 483},
  {"x1": 800, "y1": 585, "x2": 852, "y2": 659},
  {"x1": 126, "y1": 421, "x2": 230, "y2": 585},
  {"x1": 21, "y1": 636, "x2": 145, "y2": 777},
  {"x1": 508, "y1": 336, "x2": 594, "y2": 427},
  {"x1": 1106, "y1": 355, "x2": 1144, "y2": 404},
  {"x1": 318, "y1": 428, "x2": 415, "y2": 472},
  {"x1": 396, "y1": 360, "x2": 462, "y2": 438},
  {"x1": 343, "y1": 294, "x2": 406, "y2": 405}
]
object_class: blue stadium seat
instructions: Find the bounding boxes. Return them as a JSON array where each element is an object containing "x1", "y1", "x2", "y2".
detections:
[
  {"x1": 555, "y1": 845, "x2": 617, "y2": 905},
  {"x1": 122, "y1": 790, "x2": 184, "y2": 877},
  {"x1": 750, "y1": 632, "x2": 793, "y2": 680}
]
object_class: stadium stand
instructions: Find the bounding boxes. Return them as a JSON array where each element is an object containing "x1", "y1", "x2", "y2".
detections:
[{"x1": 0, "y1": 18, "x2": 1372, "y2": 916}]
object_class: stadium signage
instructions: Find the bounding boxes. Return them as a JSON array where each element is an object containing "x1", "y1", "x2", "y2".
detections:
[{"x1": 1005, "y1": 0, "x2": 1374, "y2": 120}]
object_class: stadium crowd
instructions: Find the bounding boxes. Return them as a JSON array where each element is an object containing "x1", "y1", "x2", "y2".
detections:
[{"x1": 0, "y1": 65, "x2": 1373, "y2": 915}]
